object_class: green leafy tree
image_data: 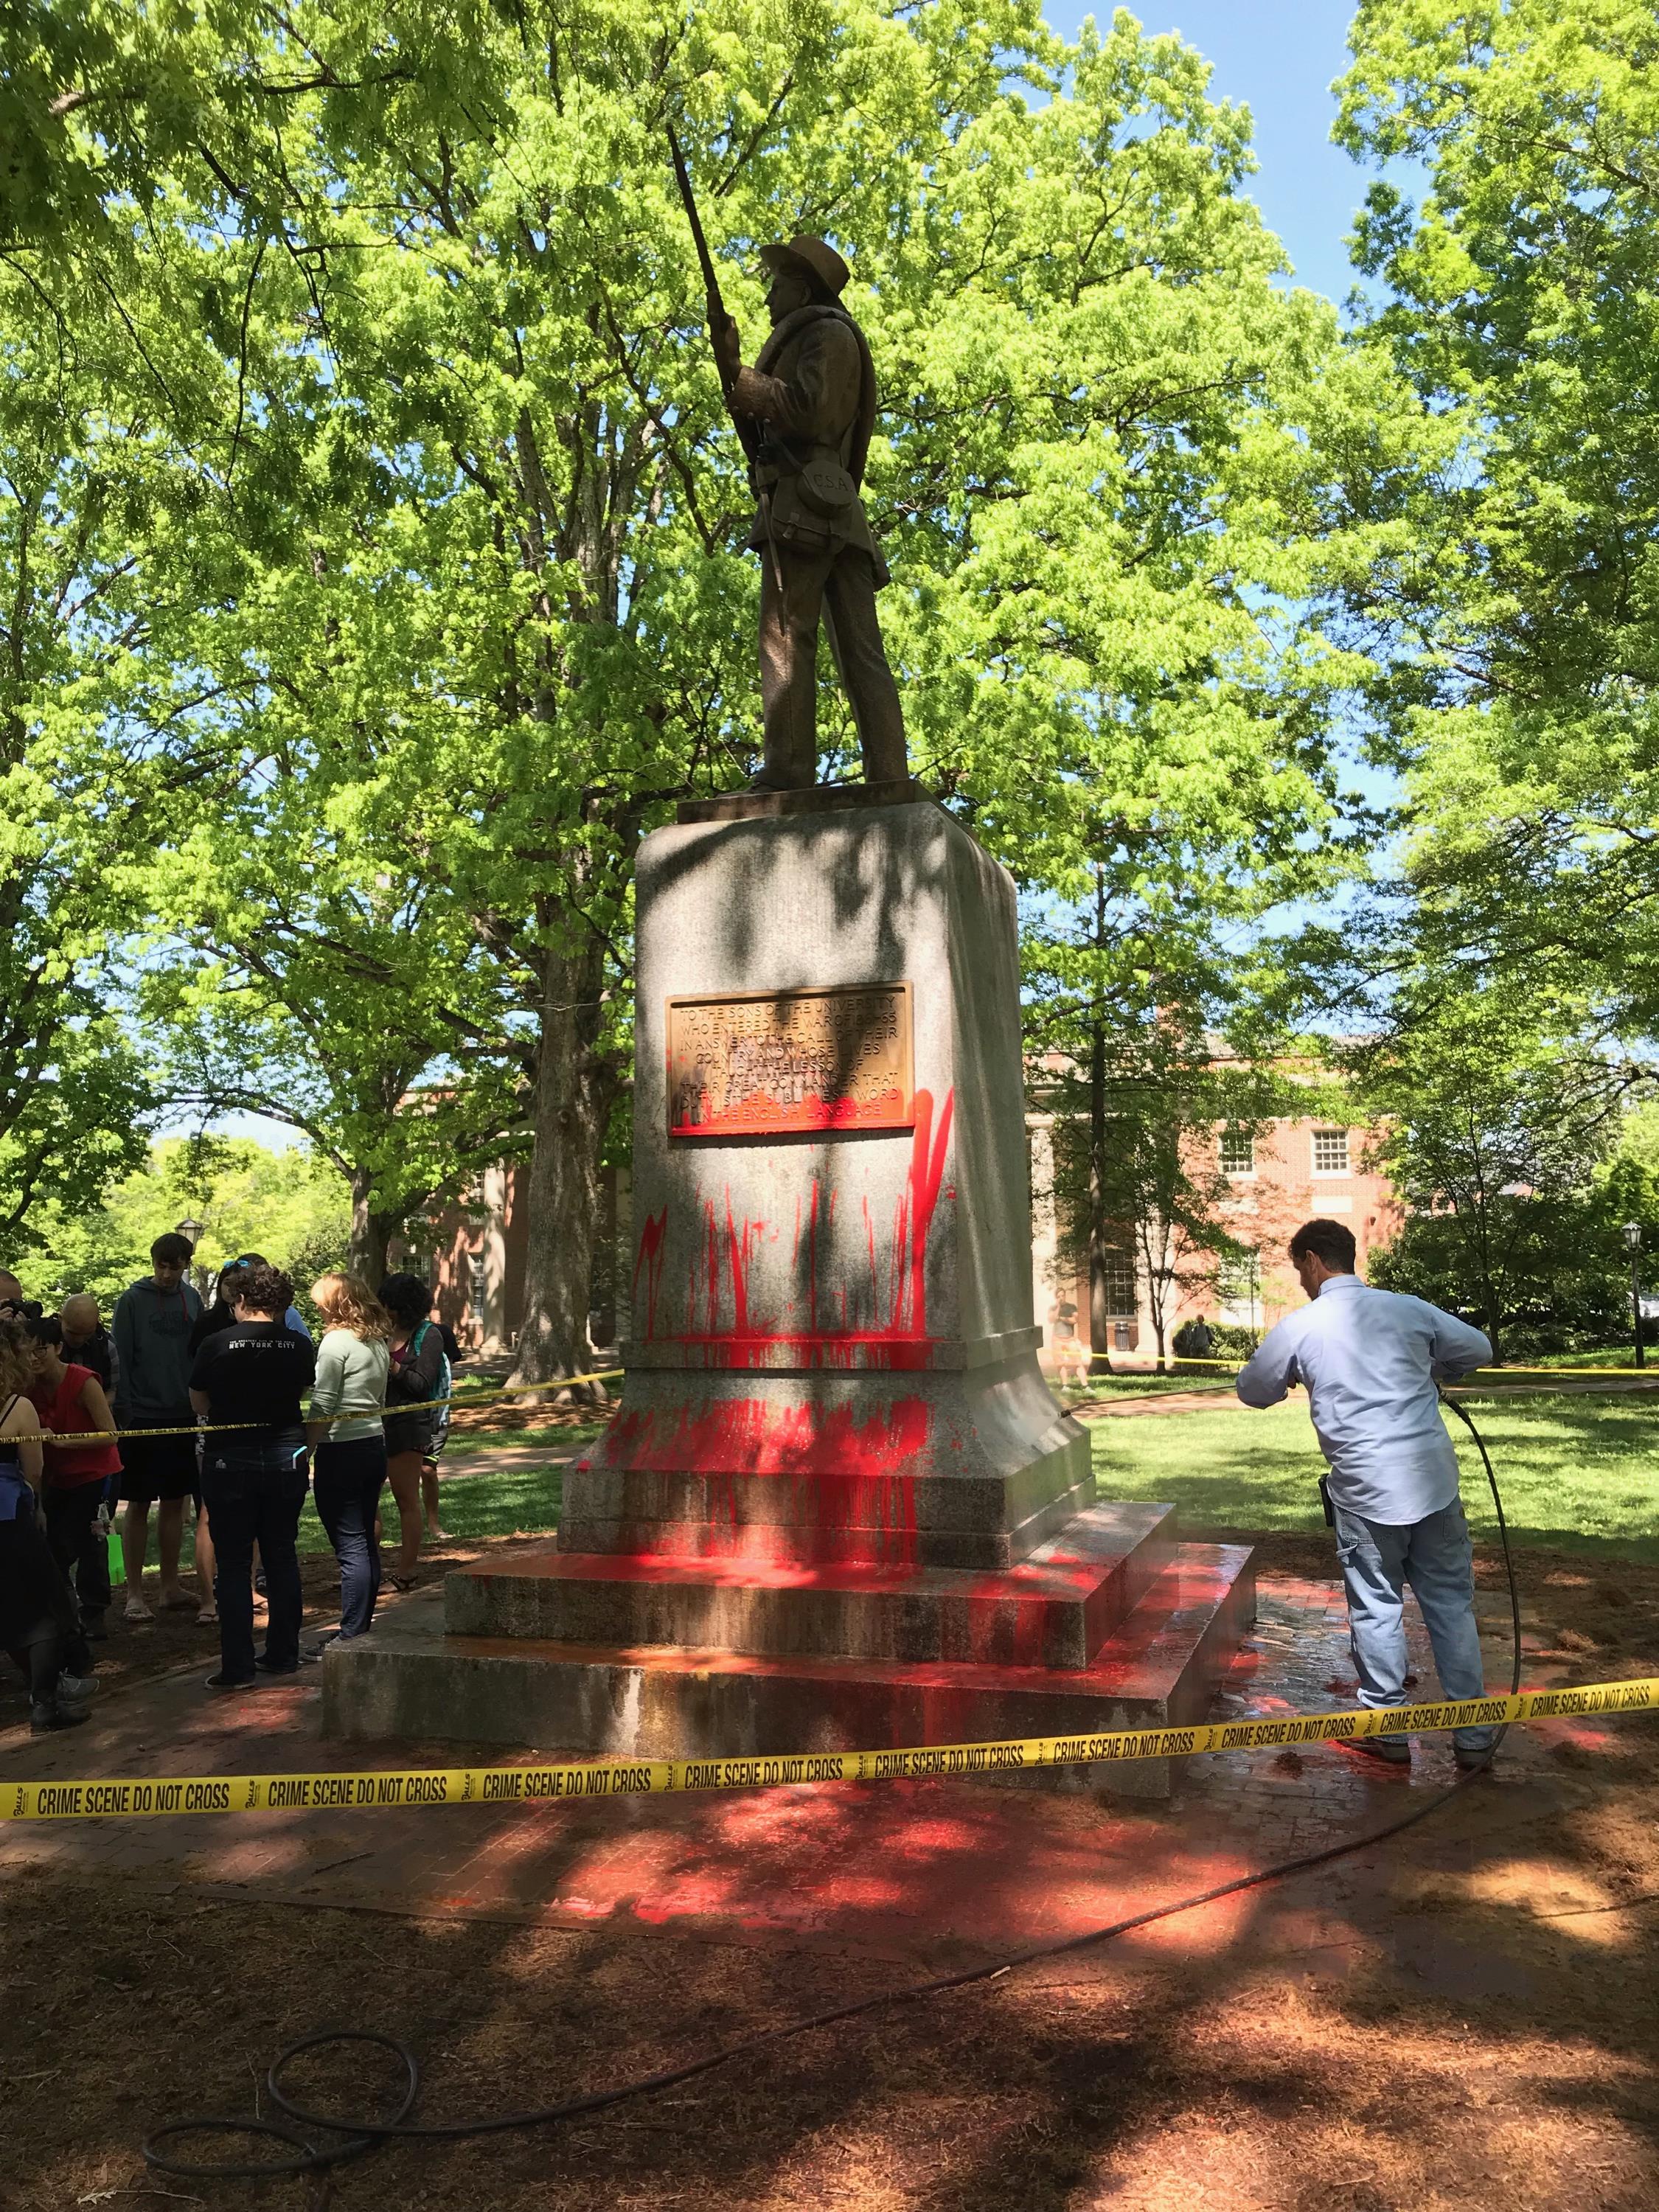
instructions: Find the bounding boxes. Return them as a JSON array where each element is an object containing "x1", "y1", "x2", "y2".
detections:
[
  {"x1": 19, "y1": 1136, "x2": 349, "y2": 1311},
  {"x1": 1335, "y1": 0, "x2": 1659, "y2": 1034},
  {"x1": 0, "y1": 255, "x2": 181, "y2": 1239},
  {"x1": 1354, "y1": 981, "x2": 1640, "y2": 1358},
  {"x1": 16, "y1": 1, "x2": 1419, "y2": 1391}
]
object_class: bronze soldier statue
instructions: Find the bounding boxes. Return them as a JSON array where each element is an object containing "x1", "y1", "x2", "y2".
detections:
[{"x1": 712, "y1": 236, "x2": 909, "y2": 792}]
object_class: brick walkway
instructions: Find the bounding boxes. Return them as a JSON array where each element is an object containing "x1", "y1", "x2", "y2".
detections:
[{"x1": 1, "y1": 1566, "x2": 1611, "y2": 1985}]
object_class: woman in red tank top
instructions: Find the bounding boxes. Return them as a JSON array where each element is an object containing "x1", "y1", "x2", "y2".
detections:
[{"x1": 26, "y1": 1315, "x2": 121, "y2": 1638}]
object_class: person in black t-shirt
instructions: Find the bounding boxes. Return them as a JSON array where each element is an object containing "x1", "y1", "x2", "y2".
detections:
[{"x1": 188, "y1": 1261, "x2": 316, "y2": 1690}]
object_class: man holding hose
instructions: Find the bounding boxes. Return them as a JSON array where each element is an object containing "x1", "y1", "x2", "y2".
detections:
[{"x1": 1236, "y1": 1219, "x2": 1498, "y2": 1770}]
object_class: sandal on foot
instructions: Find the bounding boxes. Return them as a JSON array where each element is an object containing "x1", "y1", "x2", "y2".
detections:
[
  {"x1": 196, "y1": 1607, "x2": 219, "y2": 1626},
  {"x1": 124, "y1": 1596, "x2": 153, "y2": 1623},
  {"x1": 384, "y1": 1571, "x2": 416, "y2": 1593}
]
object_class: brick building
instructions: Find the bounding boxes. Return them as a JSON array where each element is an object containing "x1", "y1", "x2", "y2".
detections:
[{"x1": 1028, "y1": 1105, "x2": 1402, "y2": 1370}]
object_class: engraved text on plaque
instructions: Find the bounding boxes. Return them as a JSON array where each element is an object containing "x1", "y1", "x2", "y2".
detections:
[{"x1": 667, "y1": 983, "x2": 914, "y2": 1138}]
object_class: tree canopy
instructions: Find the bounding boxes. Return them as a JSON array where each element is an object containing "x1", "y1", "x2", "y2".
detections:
[
  {"x1": 0, "y1": 0, "x2": 1429, "y2": 1357},
  {"x1": 1337, "y1": 0, "x2": 1659, "y2": 1040}
]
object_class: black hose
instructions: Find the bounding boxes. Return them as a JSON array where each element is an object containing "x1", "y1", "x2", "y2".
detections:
[
  {"x1": 143, "y1": 1394, "x2": 1526, "y2": 2193},
  {"x1": 1439, "y1": 1384, "x2": 1526, "y2": 1754}
]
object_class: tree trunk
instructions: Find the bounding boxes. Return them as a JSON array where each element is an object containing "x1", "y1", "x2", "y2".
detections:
[
  {"x1": 509, "y1": 937, "x2": 619, "y2": 1400},
  {"x1": 1086, "y1": 869, "x2": 1110, "y2": 1369},
  {"x1": 347, "y1": 1168, "x2": 397, "y2": 1289},
  {"x1": 1088, "y1": 1012, "x2": 1111, "y2": 1366}
]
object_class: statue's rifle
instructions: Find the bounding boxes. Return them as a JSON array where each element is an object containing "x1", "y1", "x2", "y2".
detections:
[{"x1": 667, "y1": 122, "x2": 783, "y2": 592}]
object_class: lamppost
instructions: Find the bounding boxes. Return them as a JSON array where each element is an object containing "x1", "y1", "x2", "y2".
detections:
[
  {"x1": 175, "y1": 1217, "x2": 207, "y2": 1299},
  {"x1": 1624, "y1": 1222, "x2": 1645, "y2": 1371}
]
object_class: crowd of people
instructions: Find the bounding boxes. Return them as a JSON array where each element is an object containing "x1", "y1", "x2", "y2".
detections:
[{"x1": 0, "y1": 1237, "x2": 462, "y2": 1725}]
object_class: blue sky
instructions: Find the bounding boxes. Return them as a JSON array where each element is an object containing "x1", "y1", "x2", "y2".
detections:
[{"x1": 1048, "y1": 0, "x2": 1371, "y2": 307}]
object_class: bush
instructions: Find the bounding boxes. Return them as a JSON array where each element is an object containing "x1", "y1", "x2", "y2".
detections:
[{"x1": 1207, "y1": 1321, "x2": 1261, "y2": 1359}]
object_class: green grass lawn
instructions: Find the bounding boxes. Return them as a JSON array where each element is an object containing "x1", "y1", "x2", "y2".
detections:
[
  {"x1": 106, "y1": 1425, "x2": 605, "y2": 1582},
  {"x1": 111, "y1": 1403, "x2": 1654, "y2": 1582},
  {"x1": 288, "y1": 1422, "x2": 607, "y2": 1555},
  {"x1": 1090, "y1": 1399, "x2": 1659, "y2": 1561},
  {"x1": 376, "y1": 1403, "x2": 1659, "y2": 1562}
]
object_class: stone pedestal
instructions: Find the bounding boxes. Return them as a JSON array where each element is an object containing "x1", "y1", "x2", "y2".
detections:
[
  {"x1": 565, "y1": 794, "x2": 1091, "y2": 1569},
  {"x1": 324, "y1": 792, "x2": 1253, "y2": 1790}
]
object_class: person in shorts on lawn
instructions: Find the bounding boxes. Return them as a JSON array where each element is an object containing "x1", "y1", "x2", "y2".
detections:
[
  {"x1": 113, "y1": 1233, "x2": 207, "y2": 1622},
  {"x1": 1048, "y1": 1301, "x2": 1091, "y2": 1390},
  {"x1": 1236, "y1": 1218, "x2": 1498, "y2": 1772},
  {"x1": 189, "y1": 1261, "x2": 316, "y2": 1690},
  {"x1": 24, "y1": 1315, "x2": 121, "y2": 1641}
]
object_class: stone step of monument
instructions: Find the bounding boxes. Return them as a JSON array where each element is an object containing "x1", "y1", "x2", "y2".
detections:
[
  {"x1": 443, "y1": 1500, "x2": 1176, "y2": 1670},
  {"x1": 321, "y1": 1543, "x2": 1255, "y2": 1801},
  {"x1": 557, "y1": 1461, "x2": 1096, "y2": 1572}
]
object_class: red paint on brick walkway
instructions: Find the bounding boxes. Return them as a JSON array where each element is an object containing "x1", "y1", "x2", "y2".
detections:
[{"x1": 0, "y1": 1573, "x2": 1582, "y2": 1971}]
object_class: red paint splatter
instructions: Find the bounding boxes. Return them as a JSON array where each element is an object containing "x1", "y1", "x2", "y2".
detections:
[
  {"x1": 632, "y1": 1087, "x2": 958, "y2": 1377},
  {"x1": 631, "y1": 1208, "x2": 669, "y2": 1340},
  {"x1": 599, "y1": 1396, "x2": 931, "y2": 1480},
  {"x1": 672, "y1": 1088, "x2": 911, "y2": 1138},
  {"x1": 595, "y1": 1396, "x2": 930, "y2": 1563},
  {"x1": 902, "y1": 1088, "x2": 953, "y2": 1339}
]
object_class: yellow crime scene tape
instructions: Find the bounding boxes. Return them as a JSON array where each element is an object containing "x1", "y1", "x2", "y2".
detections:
[
  {"x1": 7, "y1": 1674, "x2": 1655, "y2": 1824},
  {"x1": 44, "y1": 1361, "x2": 1659, "y2": 1441},
  {"x1": 38, "y1": 1368, "x2": 626, "y2": 1446},
  {"x1": 1078, "y1": 1355, "x2": 1659, "y2": 1381}
]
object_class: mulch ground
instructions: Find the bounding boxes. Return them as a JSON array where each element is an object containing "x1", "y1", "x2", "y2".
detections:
[
  {"x1": 7, "y1": 1528, "x2": 1659, "y2": 2211},
  {"x1": 5, "y1": 1759, "x2": 1658, "y2": 2212}
]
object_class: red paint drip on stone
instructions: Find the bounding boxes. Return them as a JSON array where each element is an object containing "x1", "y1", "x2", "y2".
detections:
[
  {"x1": 631, "y1": 1208, "x2": 669, "y2": 1341},
  {"x1": 904, "y1": 1087, "x2": 954, "y2": 1340},
  {"x1": 668, "y1": 1087, "x2": 956, "y2": 1358}
]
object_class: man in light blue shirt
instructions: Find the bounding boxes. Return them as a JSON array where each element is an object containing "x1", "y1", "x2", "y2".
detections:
[{"x1": 1236, "y1": 1218, "x2": 1497, "y2": 1770}]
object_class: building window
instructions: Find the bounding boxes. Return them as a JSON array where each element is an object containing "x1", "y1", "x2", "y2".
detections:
[
  {"x1": 1100, "y1": 1255, "x2": 1136, "y2": 1318},
  {"x1": 1220, "y1": 1128, "x2": 1255, "y2": 1175},
  {"x1": 1217, "y1": 1250, "x2": 1261, "y2": 1328},
  {"x1": 1312, "y1": 1128, "x2": 1350, "y2": 1175}
]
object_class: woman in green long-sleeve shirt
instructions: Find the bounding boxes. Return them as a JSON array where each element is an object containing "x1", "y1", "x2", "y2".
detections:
[{"x1": 305, "y1": 1276, "x2": 392, "y2": 1641}]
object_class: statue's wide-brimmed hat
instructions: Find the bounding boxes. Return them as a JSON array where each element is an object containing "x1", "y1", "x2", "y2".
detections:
[{"x1": 759, "y1": 234, "x2": 849, "y2": 296}]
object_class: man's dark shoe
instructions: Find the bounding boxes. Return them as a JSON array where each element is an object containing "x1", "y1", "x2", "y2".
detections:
[
  {"x1": 1332, "y1": 1734, "x2": 1411, "y2": 1768},
  {"x1": 31, "y1": 1700, "x2": 91, "y2": 1732},
  {"x1": 82, "y1": 1612, "x2": 108, "y2": 1643},
  {"x1": 254, "y1": 1655, "x2": 299, "y2": 1675},
  {"x1": 204, "y1": 1671, "x2": 257, "y2": 1692},
  {"x1": 1454, "y1": 1745, "x2": 1498, "y2": 1773}
]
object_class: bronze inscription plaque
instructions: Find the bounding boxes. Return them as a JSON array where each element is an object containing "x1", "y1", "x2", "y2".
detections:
[{"x1": 667, "y1": 983, "x2": 914, "y2": 1138}]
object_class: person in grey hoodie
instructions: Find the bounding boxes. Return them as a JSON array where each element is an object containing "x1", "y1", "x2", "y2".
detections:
[{"x1": 112, "y1": 1233, "x2": 206, "y2": 1619}]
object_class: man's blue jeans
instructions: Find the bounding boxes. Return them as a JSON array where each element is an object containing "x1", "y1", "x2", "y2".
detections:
[
  {"x1": 202, "y1": 1439, "x2": 309, "y2": 1681},
  {"x1": 1331, "y1": 1497, "x2": 1496, "y2": 1753}
]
